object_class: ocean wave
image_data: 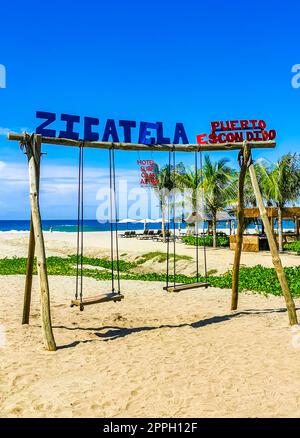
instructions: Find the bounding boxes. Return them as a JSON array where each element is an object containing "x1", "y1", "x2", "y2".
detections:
[{"x1": 0, "y1": 230, "x2": 29, "y2": 233}]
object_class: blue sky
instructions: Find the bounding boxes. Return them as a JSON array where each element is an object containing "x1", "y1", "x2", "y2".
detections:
[{"x1": 0, "y1": 0, "x2": 300, "y2": 219}]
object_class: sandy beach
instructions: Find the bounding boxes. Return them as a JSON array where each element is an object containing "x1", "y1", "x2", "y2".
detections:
[{"x1": 1, "y1": 231, "x2": 300, "y2": 417}]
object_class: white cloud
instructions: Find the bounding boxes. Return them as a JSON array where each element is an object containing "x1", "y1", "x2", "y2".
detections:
[
  {"x1": 0, "y1": 127, "x2": 10, "y2": 136},
  {"x1": 0, "y1": 160, "x2": 141, "y2": 219},
  {"x1": 0, "y1": 126, "x2": 34, "y2": 138}
]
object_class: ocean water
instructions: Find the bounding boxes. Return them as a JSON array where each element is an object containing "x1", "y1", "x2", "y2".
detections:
[{"x1": 0, "y1": 219, "x2": 296, "y2": 233}]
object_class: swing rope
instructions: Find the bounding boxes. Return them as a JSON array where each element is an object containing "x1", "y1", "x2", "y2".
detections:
[
  {"x1": 75, "y1": 142, "x2": 84, "y2": 306},
  {"x1": 109, "y1": 148, "x2": 115, "y2": 292},
  {"x1": 73, "y1": 144, "x2": 123, "y2": 311},
  {"x1": 195, "y1": 150, "x2": 199, "y2": 282},
  {"x1": 172, "y1": 146, "x2": 176, "y2": 288},
  {"x1": 200, "y1": 149, "x2": 208, "y2": 282},
  {"x1": 166, "y1": 146, "x2": 177, "y2": 288},
  {"x1": 109, "y1": 147, "x2": 121, "y2": 294},
  {"x1": 166, "y1": 150, "x2": 172, "y2": 289},
  {"x1": 164, "y1": 147, "x2": 209, "y2": 292}
]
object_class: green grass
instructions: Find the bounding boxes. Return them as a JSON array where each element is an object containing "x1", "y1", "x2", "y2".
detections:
[
  {"x1": 2, "y1": 256, "x2": 300, "y2": 298},
  {"x1": 67, "y1": 255, "x2": 136, "y2": 271},
  {"x1": 135, "y1": 251, "x2": 193, "y2": 264}
]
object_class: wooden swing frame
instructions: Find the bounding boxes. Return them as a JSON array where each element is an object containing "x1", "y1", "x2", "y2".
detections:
[{"x1": 7, "y1": 132, "x2": 298, "y2": 351}]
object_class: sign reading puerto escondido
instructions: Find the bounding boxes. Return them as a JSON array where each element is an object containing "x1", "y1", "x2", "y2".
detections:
[{"x1": 196, "y1": 119, "x2": 276, "y2": 145}]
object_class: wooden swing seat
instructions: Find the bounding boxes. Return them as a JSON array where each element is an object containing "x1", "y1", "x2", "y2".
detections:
[
  {"x1": 71, "y1": 292, "x2": 124, "y2": 307},
  {"x1": 163, "y1": 282, "x2": 209, "y2": 293}
]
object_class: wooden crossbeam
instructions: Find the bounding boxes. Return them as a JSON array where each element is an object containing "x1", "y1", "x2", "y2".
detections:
[
  {"x1": 7, "y1": 133, "x2": 276, "y2": 152},
  {"x1": 163, "y1": 282, "x2": 209, "y2": 293},
  {"x1": 71, "y1": 292, "x2": 124, "y2": 308}
]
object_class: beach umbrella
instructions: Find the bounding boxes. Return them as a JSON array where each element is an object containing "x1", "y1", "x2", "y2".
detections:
[
  {"x1": 118, "y1": 218, "x2": 139, "y2": 230},
  {"x1": 118, "y1": 218, "x2": 139, "y2": 223},
  {"x1": 138, "y1": 218, "x2": 157, "y2": 230},
  {"x1": 153, "y1": 217, "x2": 169, "y2": 223},
  {"x1": 139, "y1": 218, "x2": 157, "y2": 223}
]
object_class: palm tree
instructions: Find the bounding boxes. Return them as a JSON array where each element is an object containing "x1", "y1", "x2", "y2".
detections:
[
  {"x1": 257, "y1": 153, "x2": 300, "y2": 252},
  {"x1": 153, "y1": 163, "x2": 184, "y2": 241},
  {"x1": 202, "y1": 156, "x2": 236, "y2": 248},
  {"x1": 244, "y1": 171, "x2": 257, "y2": 207},
  {"x1": 175, "y1": 165, "x2": 202, "y2": 213}
]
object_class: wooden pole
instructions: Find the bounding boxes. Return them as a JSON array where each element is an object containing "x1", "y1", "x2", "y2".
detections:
[
  {"x1": 22, "y1": 136, "x2": 41, "y2": 324},
  {"x1": 22, "y1": 218, "x2": 35, "y2": 324},
  {"x1": 26, "y1": 134, "x2": 57, "y2": 350},
  {"x1": 248, "y1": 159, "x2": 298, "y2": 325},
  {"x1": 231, "y1": 143, "x2": 251, "y2": 310}
]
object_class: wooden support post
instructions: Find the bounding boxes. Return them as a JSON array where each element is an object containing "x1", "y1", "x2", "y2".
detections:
[
  {"x1": 248, "y1": 159, "x2": 298, "y2": 326},
  {"x1": 231, "y1": 143, "x2": 250, "y2": 311},
  {"x1": 26, "y1": 135, "x2": 57, "y2": 350},
  {"x1": 23, "y1": 136, "x2": 41, "y2": 324},
  {"x1": 22, "y1": 218, "x2": 35, "y2": 324}
]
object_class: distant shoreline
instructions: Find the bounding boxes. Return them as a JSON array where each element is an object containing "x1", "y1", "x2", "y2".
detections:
[{"x1": 0, "y1": 224, "x2": 296, "y2": 236}]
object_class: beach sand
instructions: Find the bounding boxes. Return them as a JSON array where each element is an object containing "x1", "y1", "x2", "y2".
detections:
[{"x1": 1, "y1": 231, "x2": 300, "y2": 417}]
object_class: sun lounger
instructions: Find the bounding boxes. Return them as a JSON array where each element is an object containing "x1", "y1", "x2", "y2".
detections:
[
  {"x1": 119, "y1": 231, "x2": 131, "y2": 238},
  {"x1": 139, "y1": 230, "x2": 155, "y2": 240},
  {"x1": 136, "y1": 230, "x2": 149, "y2": 239},
  {"x1": 152, "y1": 232, "x2": 173, "y2": 242}
]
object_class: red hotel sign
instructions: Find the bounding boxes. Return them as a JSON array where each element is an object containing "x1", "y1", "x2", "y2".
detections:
[
  {"x1": 196, "y1": 119, "x2": 276, "y2": 145},
  {"x1": 137, "y1": 159, "x2": 159, "y2": 186}
]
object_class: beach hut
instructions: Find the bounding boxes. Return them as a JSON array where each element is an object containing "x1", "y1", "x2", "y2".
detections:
[
  {"x1": 229, "y1": 206, "x2": 300, "y2": 252},
  {"x1": 185, "y1": 210, "x2": 234, "y2": 235}
]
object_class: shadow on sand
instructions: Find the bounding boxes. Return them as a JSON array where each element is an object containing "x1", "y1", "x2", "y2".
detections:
[{"x1": 53, "y1": 307, "x2": 294, "y2": 350}]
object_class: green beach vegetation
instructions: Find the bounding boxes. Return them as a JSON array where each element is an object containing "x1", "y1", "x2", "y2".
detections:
[
  {"x1": 181, "y1": 235, "x2": 229, "y2": 247},
  {"x1": 284, "y1": 241, "x2": 300, "y2": 254},
  {"x1": 2, "y1": 255, "x2": 300, "y2": 297}
]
